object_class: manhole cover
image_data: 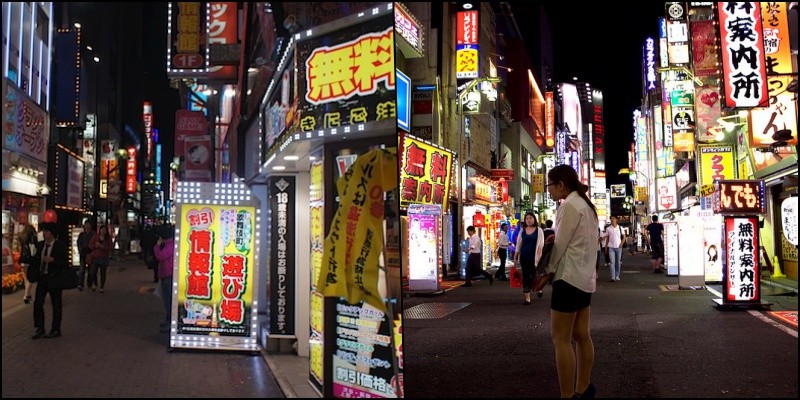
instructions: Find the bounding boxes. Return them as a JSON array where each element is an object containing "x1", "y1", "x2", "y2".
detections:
[{"x1": 403, "y1": 302, "x2": 470, "y2": 319}]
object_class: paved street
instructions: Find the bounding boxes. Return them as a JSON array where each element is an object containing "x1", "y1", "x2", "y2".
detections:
[
  {"x1": 402, "y1": 253, "x2": 798, "y2": 398},
  {"x1": 1, "y1": 258, "x2": 285, "y2": 398}
]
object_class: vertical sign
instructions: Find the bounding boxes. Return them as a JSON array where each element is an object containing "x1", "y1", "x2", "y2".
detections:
[
  {"x1": 592, "y1": 92, "x2": 605, "y2": 171},
  {"x1": 717, "y1": 2, "x2": 769, "y2": 108},
  {"x1": 208, "y1": 2, "x2": 238, "y2": 81},
  {"x1": 167, "y1": 2, "x2": 210, "y2": 76},
  {"x1": 723, "y1": 216, "x2": 760, "y2": 303},
  {"x1": 697, "y1": 144, "x2": 735, "y2": 187},
  {"x1": 308, "y1": 158, "x2": 325, "y2": 393},
  {"x1": 455, "y1": 10, "x2": 479, "y2": 79},
  {"x1": 760, "y1": 2, "x2": 793, "y2": 76},
  {"x1": 399, "y1": 134, "x2": 453, "y2": 211},
  {"x1": 269, "y1": 176, "x2": 296, "y2": 337},
  {"x1": 143, "y1": 102, "x2": 154, "y2": 164},
  {"x1": 126, "y1": 146, "x2": 137, "y2": 193},
  {"x1": 396, "y1": 69, "x2": 410, "y2": 132},
  {"x1": 545, "y1": 91, "x2": 555, "y2": 148}
]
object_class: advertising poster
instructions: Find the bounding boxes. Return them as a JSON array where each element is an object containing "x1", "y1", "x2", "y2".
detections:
[
  {"x1": 399, "y1": 134, "x2": 453, "y2": 211},
  {"x1": 664, "y1": 221, "x2": 679, "y2": 275},
  {"x1": 296, "y1": 13, "x2": 396, "y2": 133},
  {"x1": 724, "y1": 216, "x2": 760, "y2": 303},
  {"x1": 691, "y1": 19, "x2": 718, "y2": 77},
  {"x1": 718, "y1": 2, "x2": 769, "y2": 108},
  {"x1": 174, "y1": 202, "x2": 256, "y2": 343},
  {"x1": 407, "y1": 204, "x2": 440, "y2": 292},
  {"x1": 309, "y1": 158, "x2": 325, "y2": 393},
  {"x1": 699, "y1": 210, "x2": 723, "y2": 283},
  {"x1": 678, "y1": 215, "x2": 705, "y2": 286},
  {"x1": 695, "y1": 85, "x2": 722, "y2": 142},
  {"x1": 3, "y1": 82, "x2": 50, "y2": 163}
]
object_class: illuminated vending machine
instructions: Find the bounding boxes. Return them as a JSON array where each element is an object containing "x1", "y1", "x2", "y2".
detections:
[
  {"x1": 407, "y1": 204, "x2": 442, "y2": 293},
  {"x1": 713, "y1": 180, "x2": 771, "y2": 309}
]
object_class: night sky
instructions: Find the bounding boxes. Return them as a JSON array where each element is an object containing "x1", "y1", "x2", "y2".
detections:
[{"x1": 517, "y1": 2, "x2": 667, "y2": 189}]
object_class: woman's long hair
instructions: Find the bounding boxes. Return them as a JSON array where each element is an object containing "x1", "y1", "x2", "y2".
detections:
[{"x1": 548, "y1": 164, "x2": 598, "y2": 220}]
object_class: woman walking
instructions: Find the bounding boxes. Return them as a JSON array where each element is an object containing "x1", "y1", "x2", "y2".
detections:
[
  {"x1": 541, "y1": 164, "x2": 599, "y2": 398},
  {"x1": 153, "y1": 225, "x2": 175, "y2": 332},
  {"x1": 513, "y1": 211, "x2": 544, "y2": 304},
  {"x1": 88, "y1": 225, "x2": 113, "y2": 293},
  {"x1": 18, "y1": 224, "x2": 38, "y2": 304}
]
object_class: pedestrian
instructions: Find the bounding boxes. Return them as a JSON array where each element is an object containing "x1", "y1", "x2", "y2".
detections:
[
  {"x1": 153, "y1": 224, "x2": 175, "y2": 333},
  {"x1": 463, "y1": 225, "x2": 493, "y2": 287},
  {"x1": 645, "y1": 215, "x2": 665, "y2": 273},
  {"x1": 31, "y1": 222, "x2": 69, "y2": 339},
  {"x1": 513, "y1": 211, "x2": 544, "y2": 304},
  {"x1": 543, "y1": 219, "x2": 556, "y2": 241},
  {"x1": 495, "y1": 222, "x2": 510, "y2": 281},
  {"x1": 116, "y1": 220, "x2": 131, "y2": 261},
  {"x1": 76, "y1": 220, "x2": 96, "y2": 291},
  {"x1": 626, "y1": 230, "x2": 635, "y2": 256},
  {"x1": 604, "y1": 216, "x2": 626, "y2": 282},
  {"x1": 18, "y1": 223, "x2": 38, "y2": 304},
  {"x1": 540, "y1": 164, "x2": 599, "y2": 398},
  {"x1": 88, "y1": 224, "x2": 113, "y2": 293},
  {"x1": 141, "y1": 224, "x2": 159, "y2": 283}
]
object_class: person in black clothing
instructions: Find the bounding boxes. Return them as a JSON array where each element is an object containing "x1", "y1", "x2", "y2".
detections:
[
  {"x1": 32, "y1": 222, "x2": 69, "y2": 339},
  {"x1": 645, "y1": 215, "x2": 665, "y2": 273},
  {"x1": 140, "y1": 224, "x2": 160, "y2": 283},
  {"x1": 543, "y1": 219, "x2": 556, "y2": 241},
  {"x1": 76, "y1": 220, "x2": 96, "y2": 291}
]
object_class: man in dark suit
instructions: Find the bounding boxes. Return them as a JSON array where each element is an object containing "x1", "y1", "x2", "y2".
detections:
[{"x1": 32, "y1": 222, "x2": 69, "y2": 339}]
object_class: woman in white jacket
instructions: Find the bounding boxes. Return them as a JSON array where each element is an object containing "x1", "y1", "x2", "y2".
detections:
[{"x1": 513, "y1": 211, "x2": 544, "y2": 305}]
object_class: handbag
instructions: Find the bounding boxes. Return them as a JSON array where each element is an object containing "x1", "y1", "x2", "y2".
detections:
[
  {"x1": 25, "y1": 262, "x2": 40, "y2": 283},
  {"x1": 48, "y1": 266, "x2": 80, "y2": 290},
  {"x1": 533, "y1": 241, "x2": 555, "y2": 293}
]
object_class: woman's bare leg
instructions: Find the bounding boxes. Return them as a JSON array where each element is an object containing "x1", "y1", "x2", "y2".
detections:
[{"x1": 551, "y1": 309, "x2": 578, "y2": 397}]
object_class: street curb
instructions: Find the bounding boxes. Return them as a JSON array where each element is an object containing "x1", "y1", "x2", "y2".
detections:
[{"x1": 261, "y1": 350, "x2": 296, "y2": 398}]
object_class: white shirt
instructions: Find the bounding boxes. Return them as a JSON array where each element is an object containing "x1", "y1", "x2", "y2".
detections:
[
  {"x1": 497, "y1": 231, "x2": 509, "y2": 249},
  {"x1": 605, "y1": 224, "x2": 624, "y2": 248},
  {"x1": 548, "y1": 191, "x2": 599, "y2": 293},
  {"x1": 468, "y1": 233, "x2": 481, "y2": 254}
]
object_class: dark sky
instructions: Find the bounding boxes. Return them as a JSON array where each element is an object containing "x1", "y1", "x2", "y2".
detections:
[{"x1": 515, "y1": 2, "x2": 667, "y2": 188}]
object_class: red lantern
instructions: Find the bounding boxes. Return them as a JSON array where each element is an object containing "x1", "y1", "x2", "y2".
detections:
[
  {"x1": 43, "y1": 209, "x2": 57, "y2": 223},
  {"x1": 473, "y1": 211, "x2": 485, "y2": 228}
]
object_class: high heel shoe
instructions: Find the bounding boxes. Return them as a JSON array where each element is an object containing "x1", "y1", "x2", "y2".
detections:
[
  {"x1": 572, "y1": 383, "x2": 596, "y2": 398},
  {"x1": 23, "y1": 296, "x2": 31, "y2": 304}
]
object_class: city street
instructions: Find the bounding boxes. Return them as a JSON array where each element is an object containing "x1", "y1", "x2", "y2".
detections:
[
  {"x1": 1, "y1": 258, "x2": 286, "y2": 398},
  {"x1": 402, "y1": 253, "x2": 798, "y2": 398}
]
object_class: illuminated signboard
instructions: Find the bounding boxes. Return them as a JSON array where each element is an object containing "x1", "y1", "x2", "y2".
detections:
[
  {"x1": 397, "y1": 69, "x2": 411, "y2": 131},
  {"x1": 592, "y1": 92, "x2": 605, "y2": 171},
  {"x1": 714, "y1": 179, "x2": 765, "y2": 215},
  {"x1": 394, "y1": 2, "x2": 423, "y2": 57},
  {"x1": 645, "y1": 37, "x2": 657, "y2": 91},
  {"x1": 400, "y1": 134, "x2": 453, "y2": 211},
  {"x1": 262, "y1": 47, "x2": 297, "y2": 157},
  {"x1": 407, "y1": 204, "x2": 441, "y2": 292},
  {"x1": 308, "y1": 158, "x2": 325, "y2": 391},
  {"x1": 697, "y1": 144, "x2": 735, "y2": 187},
  {"x1": 656, "y1": 176, "x2": 677, "y2": 211},
  {"x1": 723, "y1": 216, "x2": 761, "y2": 303},
  {"x1": 268, "y1": 176, "x2": 296, "y2": 337},
  {"x1": 456, "y1": 44, "x2": 479, "y2": 79},
  {"x1": 143, "y1": 102, "x2": 154, "y2": 162},
  {"x1": 456, "y1": 10, "x2": 478, "y2": 45},
  {"x1": 171, "y1": 181, "x2": 261, "y2": 351},
  {"x1": 610, "y1": 184, "x2": 626, "y2": 198},
  {"x1": 296, "y1": 13, "x2": 395, "y2": 132},
  {"x1": 750, "y1": 91, "x2": 797, "y2": 147},
  {"x1": 760, "y1": 2, "x2": 793, "y2": 75},
  {"x1": 695, "y1": 85, "x2": 722, "y2": 143},
  {"x1": 167, "y1": 2, "x2": 210, "y2": 76},
  {"x1": 126, "y1": 146, "x2": 137, "y2": 193},
  {"x1": 545, "y1": 91, "x2": 555, "y2": 148},
  {"x1": 207, "y1": 2, "x2": 238, "y2": 81},
  {"x1": 691, "y1": 19, "x2": 718, "y2": 78},
  {"x1": 718, "y1": 2, "x2": 769, "y2": 108}
]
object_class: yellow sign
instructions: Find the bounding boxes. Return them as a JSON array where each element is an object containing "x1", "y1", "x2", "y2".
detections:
[
  {"x1": 698, "y1": 144, "x2": 735, "y2": 187},
  {"x1": 635, "y1": 186, "x2": 649, "y2": 202},
  {"x1": 700, "y1": 184, "x2": 716, "y2": 197},
  {"x1": 456, "y1": 45, "x2": 479, "y2": 79},
  {"x1": 531, "y1": 174, "x2": 544, "y2": 194},
  {"x1": 761, "y1": 2, "x2": 794, "y2": 75},
  {"x1": 316, "y1": 148, "x2": 398, "y2": 312},
  {"x1": 400, "y1": 135, "x2": 453, "y2": 211},
  {"x1": 176, "y1": 204, "x2": 256, "y2": 336}
]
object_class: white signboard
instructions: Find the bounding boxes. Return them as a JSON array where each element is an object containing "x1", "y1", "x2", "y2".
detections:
[
  {"x1": 664, "y1": 221, "x2": 679, "y2": 275},
  {"x1": 678, "y1": 215, "x2": 705, "y2": 287},
  {"x1": 657, "y1": 176, "x2": 677, "y2": 211},
  {"x1": 407, "y1": 204, "x2": 441, "y2": 292},
  {"x1": 782, "y1": 197, "x2": 798, "y2": 245}
]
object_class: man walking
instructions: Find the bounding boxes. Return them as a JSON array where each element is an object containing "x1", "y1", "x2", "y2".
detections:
[
  {"x1": 464, "y1": 226, "x2": 493, "y2": 287},
  {"x1": 495, "y1": 223, "x2": 510, "y2": 281},
  {"x1": 645, "y1": 215, "x2": 666, "y2": 273},
  {"x1": 604, "y1": 216, "x2": 626, "y2": 281}
]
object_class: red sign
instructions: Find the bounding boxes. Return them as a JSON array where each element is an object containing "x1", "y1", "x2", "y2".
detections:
[
  {"x1": 208, "y1": 2, "x2": 238, "y2": 80},
  {"x1": 456, "y1": 11, "x2": 479, "y2": 45},
  {"x1": 717, "y1": 2, "x2": 769, "y2": 108},
  {"x1": 723, "y1": 216, "x2": 760, "y2": 303},
  {"x1": 172, "y1": 53, "x2": 205, "y2": 69},
  {"x1": 490, "y1": 169, "x2": 514, "y2": 181}
]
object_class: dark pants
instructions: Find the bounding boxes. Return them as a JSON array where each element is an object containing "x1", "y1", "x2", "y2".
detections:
[
  {"x1": 520, "y1": 257, "x2": 536, "y2": 293},
  {"x1": 33, "y1": 278, "x2": 63, "y2": 332},
  {"x1": 466, "y1": 253, "x2": 491, "y2": 284},
  {"x1": 495, "y1": 248, "x2": 508, "y2": 279},
  {"x1": 89, "y1": 259, "x2": 110, "y2": 289}
]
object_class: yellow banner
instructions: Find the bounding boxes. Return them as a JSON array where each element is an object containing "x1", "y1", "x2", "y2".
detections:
[
  {"x1": 700, "y1": 184, "x2": 716, "y2": 197},
  {"x1": 761, "y1": 2, "x2": 793, "y2": 75},
  {"x1": 316, "y1": 148, "x2": 398, "y2": 312},
  {"x1": 531, "y1": 174, "x2": 544, "y2": 194},
  {"x1": 698, "y1": 144, "x2": 735, "y2": 187},
  {"x1": 176, "y1": 204, "x2": 256, "y2": 336},
  {"x1": 400, "y1": 135, "x2": 453, "y2": 211},
  {"x1": 635, "y1": 186, "x2": 649, "y2": 202}
]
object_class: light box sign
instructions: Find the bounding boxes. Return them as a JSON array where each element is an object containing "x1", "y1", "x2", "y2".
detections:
[
  {"x1": 167, "y1": 2, "x2": 210, "y2": 76},
  {"x1": 407, "y1": 204, "x2": 441, "y2": 292},
  {"x1": 714, "y1": 179, "x2": 765, "y2": 215},
  {"x1": 723, "y1": 216, "x2": 760, "y2": 303},
  {"x1": 456, "y1": 10, "x2": 479, "y2": 45},
  {"x1": 297, "y1": 13, "x2": 395, "y2": 133},
  {"x1": 456, "y1": 44, "x2": 479, "y2": 79},
  {"x1": 749, "y1": 91, "x2": 797, "y2": 147},
  {"x1": 400, "y1": 134, "x2": 453, "y2": 211},
  {"x1": 4, "y1": 82, "x2": 50, "y2": 163},
  {"x1": 718, "y1": 2, "x2": 769, "y2": 108},
  {"x1": 760, "y1": 2, "x2": 793, "y2": 75},
  {"x1": 610, "y1": 184, "x2": 626, "y2": 198},
  {"x1": 269, "y1": 176, "x2": 296, "y2": 337},
  {"x1": 697, "y1": 144, "x2": 735, "y2": 187},
  {"x1": 397, "y1": 69, "x2": 411, "y2": 132},
  {"x1": 172, "y1": 182, "x2": 261, "y2": 351},
  {"x1": 126, "y1": 147, "x2": 137, "y2": 193},
  {"x1": 394, "y1": 2, "x2": 423, "y2": 57}
]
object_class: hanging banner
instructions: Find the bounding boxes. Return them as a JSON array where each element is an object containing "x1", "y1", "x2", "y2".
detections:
[
  {"x1": 718, "y1": 2, "x2": 769, "y2": 108},
  {"x1": 760, "y1": 2, "x2": 793, "y2": 75},
  {"x1": 3, "y1": 82, "x2": 50, "y2": 163},
  {"x1": 749, "y1": 91, "x2": 797, "y2": 148},
  {"x1": 167, "y1": 2, "x2": 209, "y2": 76},
  {"x1": 172, "y1": 181, "x2": 261, "y2": 351},
  {"x1": 695, "y1": 85, "x2": 722, "y2": 142},
  {"x1": 691, "y1": 19, "x2": 718, "y2": 78},
  {"x1": 269, "y1": 176, "x2": 296, "y2": 337},
  {"x1": 723, "y1": 216, "x2": 760, "y2": 303}
]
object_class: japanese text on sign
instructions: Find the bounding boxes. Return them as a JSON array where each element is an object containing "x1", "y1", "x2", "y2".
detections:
[
  {"x1": 718, "y1": 2, "x2": 769, "y2": 108},
  {"x1": 716, "y1": 180, "x2": 765, "y2": 214},
  {"x1": 400, "y1": 136, "x2": 453, "y2": 210},
  {"x1": 725, "y1": 217, "x2": 759, "y2": 302}
]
